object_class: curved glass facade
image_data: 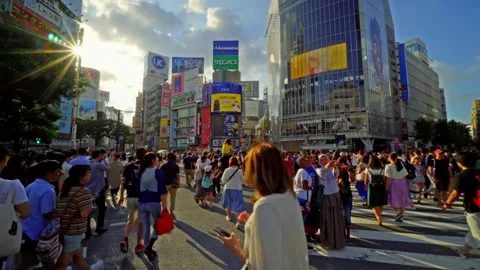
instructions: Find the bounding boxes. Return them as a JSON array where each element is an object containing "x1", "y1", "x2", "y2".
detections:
[{"x1": 267, "y1": 0, "x2": 395, "y2": 151}]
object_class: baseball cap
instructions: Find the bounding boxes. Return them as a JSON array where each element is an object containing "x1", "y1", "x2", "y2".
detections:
[{"x1": 434, "y1": 149, "x2": 444, "y2": 155}]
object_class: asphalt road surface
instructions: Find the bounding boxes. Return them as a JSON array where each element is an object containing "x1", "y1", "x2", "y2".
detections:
[{"x1": 75, "y1": 167, "x2": 480, "y2": 270}]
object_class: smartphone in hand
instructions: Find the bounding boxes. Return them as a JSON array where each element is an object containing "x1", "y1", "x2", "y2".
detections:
[{"x1": 214, "y1": 227, "x2": 231, "y2": 237}]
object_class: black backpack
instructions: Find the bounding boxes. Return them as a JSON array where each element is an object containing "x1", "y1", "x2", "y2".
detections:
[
  {"x1": 368, "y1": 169, "x2": 384, "y2": 186},
  {"x1": 400, "y1": 160, "x2": 416, "y2": 180}
]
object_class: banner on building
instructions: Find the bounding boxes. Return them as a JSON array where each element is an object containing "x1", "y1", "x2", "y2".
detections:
[
  {"x1": 78, "y1": 99, "x2": 96, "y2": 120},
  {"x1": 213, "y1": 40, "x2": 239, "y2": 71},
  {"x1": 25, "y1": 0, "x2": 62, "y2": 28},
  {"x1": 172, "y1": 73, "x2": 185, "y2": 96},
  {"x1": 171, "y1": 92, "x2": 196, "y2": 108},
  {"x1": 98, "y1": 90, "x2": 110, "y2": 102},
  {"x1": 10, "y1": 0, "x2": 59, "y2": 36},
  {"x1": 211, "y1": 83, "x2": 242, "y2": 115},
  {"x1": 172, "y1": 57, "x2": 204, "y2": 74},
  {"x1": 398, "y1": 43, "x2": 410, "y2": 101},
  {"x1": 55, "y1": 98, "x2": 73, "y2": 134},
  {"x1": 202, "y1": 83, "x2": 212, "y2": 108},
  {"x1": 239, "y1": 81, "x2": 260, "y2": 98},
  {"x1": 162, "y1": 83, "x2": 171, "y2": 107}
]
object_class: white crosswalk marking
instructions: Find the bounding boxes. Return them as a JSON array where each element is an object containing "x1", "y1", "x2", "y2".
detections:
[{"x1": 310, "y1": 189, "x2": 480, "y2": 269}]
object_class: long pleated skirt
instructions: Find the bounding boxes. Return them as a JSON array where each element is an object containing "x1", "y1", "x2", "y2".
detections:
[{"x1": 319, "y1": 192, "x2": 346, "y2": 250}]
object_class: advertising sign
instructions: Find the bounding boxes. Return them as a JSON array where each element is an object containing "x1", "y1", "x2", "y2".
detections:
[
  {"x1": 473, "y1": 100, "x2": 480, "y2": 109},
  {"x1": 78, "y1": 99, "x2": 97, "y2": 120},
  {"x1": 290, "y1": 43, "x2": 347, "y2": 80},
  {"x1": 55, "y1": 98, "x2": 73, "y2": 134},
  {"x1": 162, "y1": 83, "x2": 171, "y2": 107},
  {"x1": 222, "y1": 115, "x2": 240, "y2": 137},
  {"x1": 171, "y1": 92, "x2": 196, "y2": 108},
  {"x1": 364, "y1": 0, "x2": 390, "y2": 94},
  {"x1": 202, "y1": 83, "x2": 212, "y2": 108},
  {"x1": 200, "y1": 108, "x2": 211, "y2": 146},
  {"x1": 398, "y1": 43, "x2": 410, "y2": 101},
  {"x1": 80, "y1": 67, "x2": 100, "y2": 101},
  {"x1": 25, "y1": 0, "x2": 62, "y2": 28},
  {"x1": 144, "y1": 52, "x2": 169, "y2": 80},
  {"x1": 184, "y1": 68, "x2": 200, "y2": 93},
  {"x1": 172, "y1": 57, "x2": 204, "y2": 74},
  {"x1": 239, "y1": 81, "x2": 260, "y2": 98},
  {"x1": 210, "y1": 83, "x2": 242, "y2": 115},
  {"x1": 98, "y1": 90, "x2": 110, "y2": 102},
  {"x1": 10, "y1": 1, "x2": 59, "y2": 36},
  {"x1": 213, "y1": 40, "x2": 239, "y2": 70},
  {"x1": 172, "y1": 73, "x2": 184, "y2": 96}
]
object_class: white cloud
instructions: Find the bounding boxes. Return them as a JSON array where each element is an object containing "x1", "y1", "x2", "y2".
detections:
[
  {"x1": 184, "y1": 0, "x2": 206, "y2": 14},
  {"x1": 430, "y1": 60, "x2": 479, "y2": 89}
]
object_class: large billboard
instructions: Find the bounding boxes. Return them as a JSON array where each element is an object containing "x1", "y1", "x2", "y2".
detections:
[
  {"x1": 239, "y1": 81, "x2": 260, "y2": 98},
  {"x1": 210, "y1": 83, "x2": 242, "y2": 115},
  {"x1": 55, "y1": 98, "x2": 73, "y2": 134},
  {"x1": 172, "y1": 73, "x2": 184, "y2": 96},
  {"x1": 144, "y1": 52, "x2": 169, "y2": 80},
  {"x1": 98, "y1": 90, "x2": 110, "y2": 102},
  {"x1": 290, "y1": 43, "x2": 347, "y2": 80},
  {"x1": 80, "y1": 67, "x2": 100, "y2": 101},
  {"x1": 172, "y1": 57, "x2": 204, "y2": 74},
  {"x1": 10, "y1": 0, "x2": 59, "y2": 36},
  {"x1": 398, "y1": 43, "x2": 409, "y2": 101},
  {"x1": 78, "y1": 99, "x2": 96, "y2": 120},
  {"x1": 213, "y1": 40, "x2": 239, "y2": 71},
  {"x1": 25, "y1": 0, "x2": 62, "y2": 29},
  {"x1": 364, "y1": 0, "x2": 390, "y2": 93}
]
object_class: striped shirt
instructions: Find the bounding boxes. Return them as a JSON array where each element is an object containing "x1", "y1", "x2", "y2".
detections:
[{"x1": 55, "y1": 186, "x2": 93, "y2": 235}]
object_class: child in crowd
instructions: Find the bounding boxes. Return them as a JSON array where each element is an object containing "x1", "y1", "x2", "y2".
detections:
[{"x1": 200, "y1": 166, "x2": 214, "y2": 207}]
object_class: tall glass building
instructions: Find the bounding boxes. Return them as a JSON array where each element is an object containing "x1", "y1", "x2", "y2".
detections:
[{"x1": 266, "y1": 0, "x2": 397, "y2": 151}]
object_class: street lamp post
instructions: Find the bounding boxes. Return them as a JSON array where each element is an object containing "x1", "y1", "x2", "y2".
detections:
[{"x1": 71, "y1": 27, "x2": 84, "y2": 149}]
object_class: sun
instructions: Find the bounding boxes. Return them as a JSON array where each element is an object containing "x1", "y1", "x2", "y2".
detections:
[{"x1": 72, "y1": 45, "x2": 83, "y2": 57}]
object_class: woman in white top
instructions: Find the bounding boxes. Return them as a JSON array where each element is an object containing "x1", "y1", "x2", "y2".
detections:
[
  {"x1": 219, "y1": 143, "x2": 309, "y2": 270},
  {"x1": 364, "y1": 155, "x2": 388, "y2": 226},
  {"x1": 294, "y1": 156, "x2": 312, "y2": 206},
  {"x1": 385, "y1": 153, "x2": 411, "y2": 222},
  {"x1": 221, "y1": 157, "x2": 244, "y2": 226}
]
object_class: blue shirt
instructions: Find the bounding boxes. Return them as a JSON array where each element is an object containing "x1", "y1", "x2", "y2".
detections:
[
  {"x1": 22, "y1": 179, "x2": 56, "y2": 240},
  {"x1": 139, "y1": 168, "x2": 167, "y2": 203},
  {"x1": 306, "y1": 166, "x2": 320, "y2": 186},
  {"x1": 86, "y1": 160, "x2": 108, "y2": 196},
  {"x1": 70, "y1": 156, "x2": 90, "y2": 166}
]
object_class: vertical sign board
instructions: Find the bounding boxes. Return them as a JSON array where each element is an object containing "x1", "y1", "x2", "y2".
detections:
[
  {"x1": 162, "y1": 83, "x2": 171, "y2": 107},
  {"x1": 398, "y1": 43, "x2": 410, "y2": 101},
  {"x1": 213, "y1": 40, "x2": 239, "y2": 71},
  {"x1": 171, "y1": 73, "x2": 185, "y2": 96},
  {"x1": 55, "y1": 98, "x2": 73, "y2": 134}
]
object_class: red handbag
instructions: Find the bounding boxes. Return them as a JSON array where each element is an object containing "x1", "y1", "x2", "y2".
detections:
[{"x1": 156, "y1": 210, "x2": 174, "y2": 235}]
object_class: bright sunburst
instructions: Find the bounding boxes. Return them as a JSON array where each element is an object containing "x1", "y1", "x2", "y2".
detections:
[{"x1": 72, "y1": 45, "x2": 83, "y2": 57}]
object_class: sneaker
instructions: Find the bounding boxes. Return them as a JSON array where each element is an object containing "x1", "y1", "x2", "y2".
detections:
[
  {"x1": 90, "y1": 260, "x2": 104, "y2": 270},
  {"x1": 134, "y1": 243, "x2": 145, "y2": 253},
  {"x1": 120, "y1": 237, "x2": 128, "y2": 253}
]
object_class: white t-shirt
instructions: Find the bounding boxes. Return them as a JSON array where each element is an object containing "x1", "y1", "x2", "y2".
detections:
[
  {"x1": 244, "y1": 193, "x2": 309, "y2": 270},
  {"x1": 196, "y1": 157, "x2": 211, "y2": 168},
  {"x1": 221, "y1": 167, "x2": 244, "y2": 190},
  {"x1": 294, "y1": 169, "x2": 311, "y2": 201},
  {"x1": 385, "y1": 163, "x2": 408, "y2": 180},
  {"x1": 0, "y1": 178, "x2": 29, "y2": 205},
  {"x1": 62, "y1": 162, "x2": 72, "y2": 179}
]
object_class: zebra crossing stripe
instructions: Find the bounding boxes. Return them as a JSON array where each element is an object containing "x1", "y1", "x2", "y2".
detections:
[
  {"x1": 351, "y1": 229, "x2": 465, "y2": 246},
  {"x1": 351, "y1": 216, "x2": 469, "y2": 231},
  {"x1": 352, "y1": 206, "x2": 466, "y2": 220},
  {"x1": 310, "y1": 246, "x2": 480, "y2": 269}
]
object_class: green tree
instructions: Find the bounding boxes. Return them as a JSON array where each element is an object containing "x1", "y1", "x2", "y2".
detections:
[
  {"x1": 448, "y1": 120, "x2": 471, "y2": 149},
  {"x1": 0, "y1": 24, "x2": 88, "y2": 150},
  {"x1": 413, "y1": 117, "x2": 435, "y2": 144},
  {"x1": 432, "y1": 119, "x2": 450, "y2": 146},
  {"x1": 76, "y1": 119, "x2": 116, "y2": 146}
]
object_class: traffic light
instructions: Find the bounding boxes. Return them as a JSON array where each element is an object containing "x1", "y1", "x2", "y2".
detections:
[
  {"x1": 47, "y1": 32, "x2": 65, "y2": 45},
  {"x1": 35, "y1": 138, "x2": 41, "y2": 144},
  {"x1": 333, "y1": 143, "x2": 337, "y2": 148}
]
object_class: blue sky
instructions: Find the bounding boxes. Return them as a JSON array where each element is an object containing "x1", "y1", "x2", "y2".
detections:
[{"x1": 83, "y1": 0, "x2": 478, "y2": 123}]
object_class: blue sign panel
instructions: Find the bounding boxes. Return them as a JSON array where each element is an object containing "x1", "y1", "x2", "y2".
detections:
[
  {"x1": 213, "y1": 40, "x2": 239, "y2": 56},
  {"x1": 55, "y1": 98, "x2": 73, "y2": 134},
  {"x1": 172, "y1": 57, "x2": 204, "y2": 74},
  {"x1": 202, "y1": 83, "x2": 212, "y2": 108},
  {"x1": 152, "y1": 55, "x2": 166, "y2": 69},
  {"x1": 398, "y1": 43, "x2": 410, "y2": 101}
]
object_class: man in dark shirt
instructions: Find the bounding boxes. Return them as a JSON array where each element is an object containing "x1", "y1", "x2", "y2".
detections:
[
  {"x1": 161, "y1": 152, "x2": 180, "y2": 214},
  {"x1": 444, "y1": 151, "x2": 480, "y2": 257},
  {"x1": 183, "y1": 152, "x2": 196, "y2": 187},
  {"x1": 119, "y1": 147, "x2": 146, "y2": 253},
  {"x1": 428, "y1": 149, "x2": 452, "y2": 205}
]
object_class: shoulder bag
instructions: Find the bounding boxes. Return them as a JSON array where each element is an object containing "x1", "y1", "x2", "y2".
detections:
[
  {"x1": 225, "y1": 168, "x2": 239, "y2": 185},
  {"x1": 0, "y1": 181, "x2": 22, "y2": 257}
]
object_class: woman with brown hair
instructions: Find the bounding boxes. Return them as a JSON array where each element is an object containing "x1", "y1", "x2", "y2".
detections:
[{"x1": 219, "y1": 143, "x2": 309, "y2": 270}]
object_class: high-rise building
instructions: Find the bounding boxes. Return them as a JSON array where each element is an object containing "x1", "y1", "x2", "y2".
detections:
[
  {"x1": 134, "y1": 92, "x2": 144, "y2": 147},
  {"x1": 266, "y1": 0, "x2": 397, "y2": 152},
  {"x1": 142, "y1": 52, "x2": 170, "y2": 150},
  {"x1": 472, "y1": 100, "x2": 480, "y2": 139},
  {"x1": 397, "y1": 38, "x2": 447, "y2": 140}
]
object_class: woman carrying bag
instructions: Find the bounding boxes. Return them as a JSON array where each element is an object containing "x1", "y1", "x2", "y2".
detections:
[
  {"x1": 137, "y1": 153, "x2": 168, "y2": 262},
  {"x1": 221, "y1": 157, "x2": 244, "y2": 227}
]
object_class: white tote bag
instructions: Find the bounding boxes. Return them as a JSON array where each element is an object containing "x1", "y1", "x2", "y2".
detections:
[{"x1": 0, "y1": 181, "x2": 22, "y2": 257}]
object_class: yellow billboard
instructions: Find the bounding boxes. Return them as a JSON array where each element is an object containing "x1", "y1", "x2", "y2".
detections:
[
  {"x1": 290, "y1": 42, "x2": 348, "y2": 80},
  {"x1": 211, "y1": 93, "x2": 242, "y2": 114},
  {"x1": 474, "y1": 100, "x2": 480, "y2": 108}
]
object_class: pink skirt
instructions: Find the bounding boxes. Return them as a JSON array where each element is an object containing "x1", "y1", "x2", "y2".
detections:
[{"x1": 388, "y1": 179, "x2": 412, "y2": 208}]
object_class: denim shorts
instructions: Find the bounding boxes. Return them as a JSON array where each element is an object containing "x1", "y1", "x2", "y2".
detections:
[{"x1": 63, "y1": 234, "x2": 85, "y2": 253}]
